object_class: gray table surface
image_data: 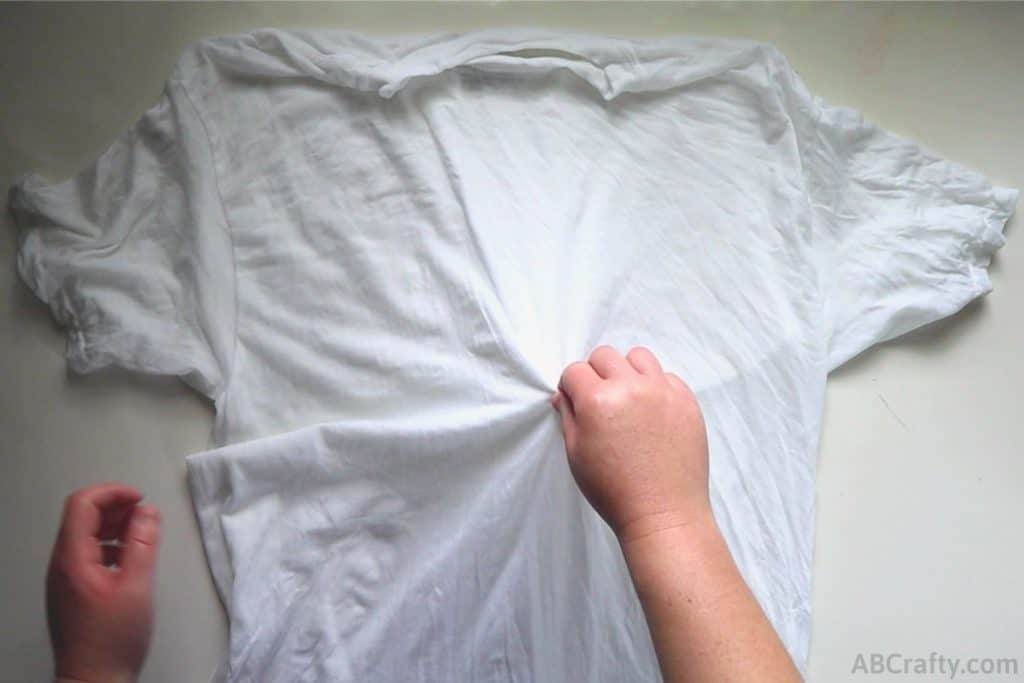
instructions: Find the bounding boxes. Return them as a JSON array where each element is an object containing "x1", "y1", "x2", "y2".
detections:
[{"x1": 2, "y1": 4, "x2": 1022, "y2": 682}]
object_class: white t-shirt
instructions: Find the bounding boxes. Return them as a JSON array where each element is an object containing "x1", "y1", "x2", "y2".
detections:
[{"x1": 11, "y1": 28, "x2": 1017, "y2": 682}]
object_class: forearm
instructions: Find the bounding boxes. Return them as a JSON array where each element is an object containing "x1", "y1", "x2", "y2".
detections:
[{"x1": 620, "y1": 514, "x2": 801, "y2": 683}]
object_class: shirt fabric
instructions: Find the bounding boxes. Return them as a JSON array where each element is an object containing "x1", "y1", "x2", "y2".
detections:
[{"x1": 10, "y1": 28, "x2": 1018, "y2": 683}]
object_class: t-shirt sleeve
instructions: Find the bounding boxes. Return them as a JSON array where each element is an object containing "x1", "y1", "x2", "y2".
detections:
[
  {"x1": 769, "y1": 48, "x2": 1019, "y2": 371},
  {"x1": 8, "y1": 79, "x2": 235, "y2": 400}
]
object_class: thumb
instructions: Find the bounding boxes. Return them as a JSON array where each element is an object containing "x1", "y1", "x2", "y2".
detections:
[
  {"x1": 551, "y1": 391, "x2": 578, "y2": 453},
  {"x1": 120, "y1": 505, "x2": 161, "y2": 585}
]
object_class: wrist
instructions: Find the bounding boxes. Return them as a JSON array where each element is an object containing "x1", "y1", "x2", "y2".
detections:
[
  {"x1": 615, "y1": 504, "x2": 718, "y2": 549},
  {"x1": 617, "y1": 508, "x2": 726, "y2": 579},
  {"x1": 55, "y1": 669, "x2": 136, "y2": 683},
  {"x1": 618, "y1": 509, "x2": 748, "y2": 611}
]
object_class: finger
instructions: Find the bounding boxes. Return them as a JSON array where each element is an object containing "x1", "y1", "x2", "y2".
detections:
[
  {"x1": 558, "y1": 361, "x2": 601, "y2": 405},
  {"x1": 119, "y1": 505, "x2": 161, "y2": 585},
  {"x1": 551, "y1": 391, "x2": 579, "y2": 453},
  {"x1": 625, "y1": 346, "x2": 663, "y2": 376},
  {"x1": 665, "y1": 372, "x2": 691, "y2": 395},
  {"x1": 60, "y1": 483, "x2": 143, "y2": 566},
  {"x1": 98, "y1": 499, "x2": 140, "y2": 542},
  {"x1": 587, "y1": 345, "x2": 631, "y2": 379}
]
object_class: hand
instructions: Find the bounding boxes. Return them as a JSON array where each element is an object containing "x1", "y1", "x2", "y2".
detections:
[
  {"x1": 555, "y1": 348, "x2": 801, "y2": 682},
  {"x1": 47, "y1": 482, "x2": 161, "y2": 683},
  {"x1": 553, "y1": 346, "x2": 711, "y2": 544}
]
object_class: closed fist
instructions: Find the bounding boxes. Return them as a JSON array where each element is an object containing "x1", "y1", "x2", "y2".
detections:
[
  {"x1": 47, "y1": 482, "x2": 161, "y2": 683},
  {"x1": 553, "y1": 346, "x2": 711, "y2": 544}
]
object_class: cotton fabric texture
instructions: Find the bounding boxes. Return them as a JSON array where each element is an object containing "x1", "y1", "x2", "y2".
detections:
[{"x1": 10, "y1": 28, "x2": 1018, "y2": 682}]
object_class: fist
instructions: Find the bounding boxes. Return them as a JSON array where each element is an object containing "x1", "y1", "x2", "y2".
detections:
[
  {"x1": 553, "y1": 346, "x2": 711, "y2": 543},
  {"x1": 47, "y1": 482, "x2": 161, "y2": 683}
]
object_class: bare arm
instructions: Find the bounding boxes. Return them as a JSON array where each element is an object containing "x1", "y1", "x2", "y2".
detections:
[{"x1": 554, "y1": 345, "x2": 801, "y2": 683}]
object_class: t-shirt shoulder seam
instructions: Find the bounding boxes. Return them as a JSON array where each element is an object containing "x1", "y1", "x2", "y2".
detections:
[{"x1": 174, "y1": 79, "x2": 240, "y2": 409}]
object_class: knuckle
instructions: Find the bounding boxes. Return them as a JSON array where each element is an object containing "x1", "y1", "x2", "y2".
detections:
[
  {"x1": 629, "y1": 375, "x2": 659, "y2": 397},
  {"x1": 622, "y1": 382, "x2": 644, "y2": 402},
  {"x1": 562, "y1": 362, "x2": 590, "y2": 387},
  {"x1": 575, "y1": 390, "x2": 606, "y2": 418},
  {"x1": 678, "y1": 392, "x2": 698, "y2": 414},
  {"x1": 666, "y1": 372, "x2": 691, "y2": 393},
  {"x1": 565, "y1": 360, "x2": 589, "y2": 376},
  {"x1": 676, "y1": 389, "x2": 703, "y2": 421},
  {"x1": 587, "y1": 386, "x2": 623, "y2": 417},
  {"x1": 626, "y1": 345, "x2": 651, "y2": 360}
]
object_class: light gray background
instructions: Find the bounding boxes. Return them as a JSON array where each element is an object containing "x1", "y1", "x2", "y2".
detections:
[{"x1": 2, "y1": 3, "x2": 1021, "y2": 682}]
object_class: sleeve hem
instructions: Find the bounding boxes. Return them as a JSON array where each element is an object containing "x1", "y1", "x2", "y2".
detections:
[
  {"x1": 11, "y1": 175, "x2": 110, "y2": 374},
  {"x1": 966, "y1": 184, "x2": 1019, "y2": 297}
]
